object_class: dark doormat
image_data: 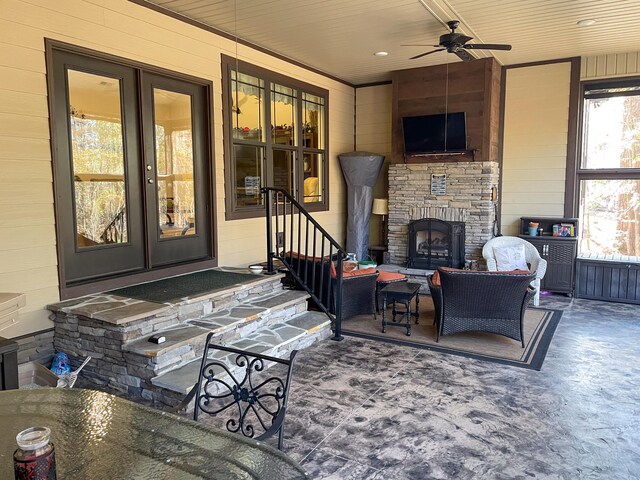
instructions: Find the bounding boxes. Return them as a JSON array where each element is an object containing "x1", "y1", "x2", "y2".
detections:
[
  {"x1": 108, "y1": 269, "x2": 260, "y2": 304},
  {"x1": 342, "y1": 296, "x2": 562, "y2": 370}
]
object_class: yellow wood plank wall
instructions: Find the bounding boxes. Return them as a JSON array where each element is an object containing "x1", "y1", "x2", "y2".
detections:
[
  {"x1": 0, "y1": 0, "x2": 354, "y2": 337},
  {"x1": 500, "y1": 62, "x2": 571, "y2": 236},
  {"x1": 581, "y1": 51, "x2": 640, "y2": 79},
  {"x1": 355, "y1": 84, "x2": 392, "y2": 246}
]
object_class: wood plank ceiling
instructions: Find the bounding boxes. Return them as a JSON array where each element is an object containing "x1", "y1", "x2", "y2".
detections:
[{"x1": 139, "y1": 0, "x2": 640, "y2": 85}]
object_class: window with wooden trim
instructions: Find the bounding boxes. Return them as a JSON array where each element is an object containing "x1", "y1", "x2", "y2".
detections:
[
  {"x1": 222, "y1": 56, "x2": 329, "y2": 219},
  {"x1": 577, "y1": 78, "x2": 640, "y2": 259}
]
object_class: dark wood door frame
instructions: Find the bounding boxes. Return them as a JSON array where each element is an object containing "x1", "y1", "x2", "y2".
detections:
[{"x1": 45, "y1": 39, "x2": 218, "y2": 300}]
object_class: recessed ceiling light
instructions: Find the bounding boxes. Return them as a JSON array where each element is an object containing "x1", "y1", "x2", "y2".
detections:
[
  {"x1": 374, "y1": 51, "x2": 389, "y2": 57},
  {"x1": 577, "y1": 19, "x2": 597, "y2": 26}
]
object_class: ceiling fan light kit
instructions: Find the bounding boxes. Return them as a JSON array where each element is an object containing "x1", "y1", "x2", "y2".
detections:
[{"x1": 408, "y1": 20, "x2": 512, "y2": 62}]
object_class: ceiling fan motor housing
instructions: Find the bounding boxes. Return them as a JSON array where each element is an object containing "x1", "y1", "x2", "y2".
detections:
[{"x1": 439, "y1": 32, "x2": 472, "y2": 49}]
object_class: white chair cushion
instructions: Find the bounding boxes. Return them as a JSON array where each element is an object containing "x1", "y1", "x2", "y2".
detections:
[{"x1": 493, "y1": 245, "x2": 529, "y2": 271}]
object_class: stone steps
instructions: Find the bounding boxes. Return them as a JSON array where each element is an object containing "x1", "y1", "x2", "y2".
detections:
[
  {"x1": 150, "y1": 310, "x2": 330, "y2": 400},
  {"x1": 122, "y1": 289, "x2": 311, "y2": 377},
  {"x1": 49, "y1": 268, "x2": 334, "y2": 404}
]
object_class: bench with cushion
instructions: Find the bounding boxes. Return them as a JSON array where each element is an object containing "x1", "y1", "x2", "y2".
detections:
[{"x1": 284, "y1": 252, "x2": 378, "y2": 319}]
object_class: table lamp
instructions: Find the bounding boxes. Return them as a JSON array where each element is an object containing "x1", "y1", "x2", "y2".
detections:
[{"x1": 372, "y1": 198, "x2": 389, "y2": 245}]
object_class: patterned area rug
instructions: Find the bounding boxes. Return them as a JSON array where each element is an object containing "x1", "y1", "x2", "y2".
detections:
[
  {"x1": 108, "y1": 269, "x2": 260, "y2": 303},
  {"x1": 342, "y1": 296, "x2": 562, "y2": 370}
]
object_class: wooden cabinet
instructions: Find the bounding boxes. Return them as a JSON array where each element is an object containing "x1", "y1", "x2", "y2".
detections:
[{"x1": 519, "y1": 217, "x2": 578, "y2": 295}]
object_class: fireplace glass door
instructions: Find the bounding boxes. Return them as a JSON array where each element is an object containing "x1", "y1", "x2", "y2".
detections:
[{"x1": 408, "y1": 218, "x2": 465, "y2": 270}]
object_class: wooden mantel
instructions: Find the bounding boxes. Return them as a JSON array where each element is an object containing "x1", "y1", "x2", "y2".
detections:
[
  {"x1": 404, "y1": 150, "x2": 477, "y2": 163},
  {"x1": 391, "y1": 58, "x2": 501, "y2": 164}
]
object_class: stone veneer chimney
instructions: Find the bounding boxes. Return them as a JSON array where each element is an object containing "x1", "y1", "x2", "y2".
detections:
[{"x1": 387, "y1": 162, "x2": 499, "y2": 267}]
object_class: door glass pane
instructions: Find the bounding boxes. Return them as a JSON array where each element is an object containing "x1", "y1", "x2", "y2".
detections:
[
  {"x1": 582, "y1": 94, "x2": 640, "y2": 169},
  {"x1": 579, "y1": 179, "x2": 640, "y2": 259},
  {"x1": 302, "y1": 93, "x2": 324, "y2": 149},
  {"x1": 272, "y1": 84, "x2": 297, "y2": 146},
  {"x1": 303, "y1": 153, "x2": 323, "y2": 203},
  {"x1": 234, "y1": 145, "x2": 264, "y2": 207},
  {"x1": 68, "y1": 70, "x2": 127, "y2": 247},
  {"x1": 231, "y1": 71, "x2": 265, "y2": 142},
  {"x1": 273, "y1": 150, "x2": 295, "y2": 194},
  {"x1": 154, "y1": 89, "x2": 196, "y2": 238}
]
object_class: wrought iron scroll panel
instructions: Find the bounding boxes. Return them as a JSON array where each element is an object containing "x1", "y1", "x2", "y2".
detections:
[
  {"x1": 263, "y1": 187, "x2": 346, "y2": 341},
  {"x1": 194, "y1": 338, "x2": 297, "y2": 450}
]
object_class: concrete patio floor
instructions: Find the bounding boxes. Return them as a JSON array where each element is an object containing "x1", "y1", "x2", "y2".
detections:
[
  {"x1": 281, "y1": 294, "x2": 640, "y2": 479},
  {"x1": 79, "y1": 292, "x2": 640, "y2": 479}
]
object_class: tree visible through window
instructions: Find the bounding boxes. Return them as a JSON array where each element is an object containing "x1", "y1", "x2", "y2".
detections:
[
  {"x1": 578, "y1": 80, "x2": 640, "y2": 259},
  {"x1": 68, "y1": 69, "x2": 128, "y2": 246}
]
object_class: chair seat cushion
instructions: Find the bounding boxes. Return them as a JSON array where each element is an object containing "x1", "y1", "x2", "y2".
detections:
[
  {"x1": 342, "y1": 267, "x2": 377, "y2": 278},
  {"x1": 376, "y1": 271, "x2": 406, "y2": 284}
]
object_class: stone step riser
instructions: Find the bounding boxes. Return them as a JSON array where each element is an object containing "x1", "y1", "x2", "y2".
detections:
[
  {"x1": 53, "y1": 275, "x2": 286, "y2": 348},
  {"x1": 52, "y1": 276, "x2": 287, "y2": 395},
  {"x1": 149, "y1": 323, "x2": 332, "y2": 409},
  {"x1": 150, "y1": 276, "x2": 287, "y2": 330},
  {"x1": 48, "y1": 271, "x2": 335, "y2": 406},
  {"x1": 132, "y1": 299, "x2": 309, "y2": 378}
]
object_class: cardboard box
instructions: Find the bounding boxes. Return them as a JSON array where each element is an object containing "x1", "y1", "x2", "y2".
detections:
[{"x1": 18, "y1": 362, "x2": 59, "y2": 388}]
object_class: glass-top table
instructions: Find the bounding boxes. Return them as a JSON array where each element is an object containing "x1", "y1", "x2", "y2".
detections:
[{"x1": 0, "y1": 388, "x2": 307, "y2": 480}]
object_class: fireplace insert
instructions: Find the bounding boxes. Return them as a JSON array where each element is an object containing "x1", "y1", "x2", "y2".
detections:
[{"x1": 407, "y1": 218, "x2": 465, "y2": 270}]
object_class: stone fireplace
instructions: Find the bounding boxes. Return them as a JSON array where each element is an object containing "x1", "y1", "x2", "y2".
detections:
[{"x1": 388, "y1": 162, "x2": 499, "y2": 268}]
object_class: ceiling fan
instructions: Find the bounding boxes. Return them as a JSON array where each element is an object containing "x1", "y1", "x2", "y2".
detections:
[{"x1": 406, "y1": 20, "x2": 512, "y2": 62}]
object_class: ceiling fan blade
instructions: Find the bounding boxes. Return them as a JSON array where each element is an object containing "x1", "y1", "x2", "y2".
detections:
[
  {"x1": 464, "y1": 43, "x2": 512, "y2": 51},
  {"x1": 454, "y1": 49, "x2": 475, "y2": 62},
  {"x1": 401, "y1": 44, "x2": 440, "y2": 47},
  {"x1": 410, "y1": 49, "x2": 445, "y2": 60}
]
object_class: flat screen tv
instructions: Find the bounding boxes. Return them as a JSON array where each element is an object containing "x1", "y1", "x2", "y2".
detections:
[{"x1": 402, "y1": 112, "x2": 467, "y2": 154}]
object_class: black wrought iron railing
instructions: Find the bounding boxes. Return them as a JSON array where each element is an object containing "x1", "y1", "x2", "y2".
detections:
[
  {"x1": 263, "y1": 187, "x2": 346, "y2": 341},
  {"x1": 100, "y1": 206, "x2": 126, "y2": 244}
]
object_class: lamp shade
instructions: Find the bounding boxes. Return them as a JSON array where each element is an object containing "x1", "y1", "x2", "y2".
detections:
[{"x1": 372, "y1": 198, "x2": 389, "y2": 216}]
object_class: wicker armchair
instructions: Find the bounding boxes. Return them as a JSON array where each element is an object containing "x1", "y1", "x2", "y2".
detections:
[
  {"x1": 428, "y1": 269, "x2": 536, "y2": 347},
  {"x1": 284, "y1": 253, "x2": 378, "y2": 319},
  {"x1": 482, "y1": 236, "x2": 547, "y2": 306}
]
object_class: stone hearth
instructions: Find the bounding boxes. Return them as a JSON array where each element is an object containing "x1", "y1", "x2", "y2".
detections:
[{"x1": 388, "y1": 162, "x2": 499, "y2": 268}]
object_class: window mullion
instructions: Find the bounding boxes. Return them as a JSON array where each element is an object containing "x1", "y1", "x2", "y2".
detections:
[
  {"x1": 295, "y1": 89, "x2": 304, "y2": 200},
  {"x1": 264, "y1": 80, "x2": 273, "y2": 190}
]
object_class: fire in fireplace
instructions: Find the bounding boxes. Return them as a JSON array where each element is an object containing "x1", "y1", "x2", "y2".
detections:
[{"x1": 407, "y1": 218, "x2": 465, "y2": 270}]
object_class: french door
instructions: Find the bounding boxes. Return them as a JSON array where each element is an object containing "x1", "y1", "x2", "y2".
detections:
[{"x1": 50, "y1": 47, "x2": 212, "y2": 286}]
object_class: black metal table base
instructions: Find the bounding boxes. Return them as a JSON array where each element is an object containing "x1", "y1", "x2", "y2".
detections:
[{"x1": 380, "y1": 282, "x2": 421, "y2": 336}]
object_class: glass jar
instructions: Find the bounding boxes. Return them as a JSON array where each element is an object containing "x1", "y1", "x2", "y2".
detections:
[{"x1": 13, "y1": 426, "x2": 57, "y2": 480}]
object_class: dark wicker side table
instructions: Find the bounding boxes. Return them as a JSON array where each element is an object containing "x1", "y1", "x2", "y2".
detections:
[{"x1": 380, "y1": 282, "x2": 421, "y2": 336}]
